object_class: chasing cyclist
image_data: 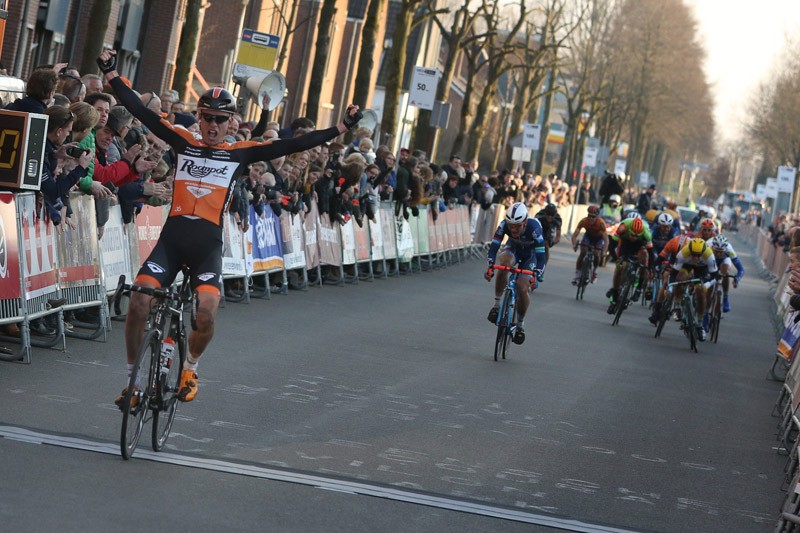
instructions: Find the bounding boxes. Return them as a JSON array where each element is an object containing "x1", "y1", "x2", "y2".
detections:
[
  {"x1": 98, "y1": 50, "x2": 363, "y2": 405},
  {"x1": 707, "y1": 234, "x2": 744, "y2": 312},
  {"x1": 571, "y1": 205, "x2": 607, "y2": 285},
  {"x1": 606, "y1": 217, "x2": 653, "y2": 314},
  {"x1": 535, "y1": 202, "x2": 562, "y2": 272},
  {"x1": 673, "y1": 238, "x2": 718, "y2": 341},
  {"x1": 648, "y1": 231, "x2": 692, "y2": 325},
  {"x1": 485, "y1": 202, "x2": 546, "y2": 345}
]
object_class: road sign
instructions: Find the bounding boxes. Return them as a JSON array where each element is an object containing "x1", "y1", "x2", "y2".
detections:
[
  {"x1": 614, "y1": 159, "x2": 627, "y2": 176},
  {"x1": 777, "y1": 166, "x2": 796, "y2": 194},
  {"x1": 582, "y1": 146, "x2": 598, "y2": 168},
  {"x1": 409, "y1": 67, "x2": 439, "y2": 111},
  {"x1": 233, "y1": 29, "x2": 279, "y2": 79},
  {"x1": 522, "y1": 124, "x2": 540, "y2": 149}
]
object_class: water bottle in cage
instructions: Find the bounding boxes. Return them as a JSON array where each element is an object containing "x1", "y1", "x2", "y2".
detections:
[{"x1": 160, "y1": 337, "x2": 175, "y2": 376}]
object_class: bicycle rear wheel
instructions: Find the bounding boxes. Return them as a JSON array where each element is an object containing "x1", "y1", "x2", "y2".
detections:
[
  {"x1": 121, "y1": 328, "x2": 158, "y2": 459},
  {"x1": 152, "y1": 327, "x2": 185, "y2": 452},
  {"x1": 576, "y1": 255, "x2": 592, "y2": 300}
]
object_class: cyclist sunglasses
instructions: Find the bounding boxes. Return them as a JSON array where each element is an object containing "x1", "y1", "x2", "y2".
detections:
[{"x1": 200, "y1": 112, "x2": 231, "y2": 124}]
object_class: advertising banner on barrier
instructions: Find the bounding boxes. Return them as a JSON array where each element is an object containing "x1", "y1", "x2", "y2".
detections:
[
  {"x1": 787, "y1": 353, "x2": 800, "y2": 411},
  {"x1": 245, "y1": 205, "x2": 283, "y2": 273},
  {"x1": 341, "y1": 218, "x2": 356, "y2": 265},
  {"x1": 135, "y1": 205, "x2": 165, "y2": 266},
  {"x1": 100, "y1": 205, "x2": 134, "y2": 292},
  {"x1": 317, "y1": 212, "x2": 342, "y2": 266},
  {"x1": 396, "y1": 217, "x2": 414, "y2": 262},
  {"x1": 223, "y1": 213, "x2": 247, "y2": 276},
  {"x1": 279, "y1": 211, "x2": 306, "y2": 270},
  {"x1": 0, "y1": 193, "x2": 21, "y2": 299},
  {"x1": 18, "y1": 194, "x2": 58, "y2": 299},
  {"x1": 369, "y1": 208, "x2": 385, "y2": 261},
  {"x1": 380, "y1": 204, "x2": 397, "y2": 260},
  {"x1": 408, "y1": 210, "x2": 424, "y2": 255},
  {"x1": 446, "y1": 209, "x2": 458, "y2": 250},
  {"x1": 354, "y1": 219, "x2": 371, "y2": 262},
  {"x1": 304, "y1": 202, "x2": 320, "y2": 268},
  {"x1": 778, "y1": 311, "x2": 800, "y2": 363},
  {"x1": 57, "y1": 195, "x2": 100, "y2": 287}
]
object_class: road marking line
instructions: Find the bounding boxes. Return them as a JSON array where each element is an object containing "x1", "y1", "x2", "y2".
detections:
[{"x1": 0, "y1": 424, "x2": 639, "y2": 532}]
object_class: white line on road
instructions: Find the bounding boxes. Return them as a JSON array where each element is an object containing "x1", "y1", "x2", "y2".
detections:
[{"x1": 0, "y1": 424, "x2": 640, "y2": 533}]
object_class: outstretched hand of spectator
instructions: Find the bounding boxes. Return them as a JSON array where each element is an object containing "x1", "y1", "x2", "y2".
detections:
[
  {"x1": 90, "y1": 181, "x2": 113, "y2": 199},
  {"x1": 122, "y1": 144, "x2": 144, "y2": 164},
  {"x1": 133, "y1": 157, "x2": 158, "y2": 174}
]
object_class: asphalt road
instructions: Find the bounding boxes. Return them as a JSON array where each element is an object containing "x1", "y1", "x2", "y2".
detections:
[{"x1": 0, "y1": 235, "x2": 785, "y2": 532}]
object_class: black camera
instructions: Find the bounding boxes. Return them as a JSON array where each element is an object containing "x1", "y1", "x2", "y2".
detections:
[{"x1": 66, "y1": 146, "x2": 89, "y2": 158}]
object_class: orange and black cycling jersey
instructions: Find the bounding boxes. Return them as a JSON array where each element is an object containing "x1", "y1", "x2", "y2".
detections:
[
  {"x1": 110, "y1": 76, "x2": 341, "y2": 227},
  {"x1": 577, "y1": 216, "x2": 607, "y2": 239}
]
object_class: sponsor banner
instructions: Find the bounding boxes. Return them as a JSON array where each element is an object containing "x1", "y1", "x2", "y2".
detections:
[
  {"x1": 369, "y1": 208, "x2": 384, "y2": 261},
  {"x1": 427, "y1": 209, "x2": 440, "y2": 253},
  {"x1": 778, "y1": 311, "x2": 800, "y2": 363},
  {"x1": 18, "y1": 194, "x2": 58, "y2": 300},
  {"x1": 408, "y1": 209, "x2": 424, "y2": 255},
  {"x1": 99, "y1": 204, "x2": 134, "y2": 292},
  {"x1": 304, "y1": 201, "x2": 320, "y2": 268},
  {"x1": 446, "y1": 208, "x2": 458, "y2": 250},
  {"x1": 57, "y1": 194, "x2": 101, "y2": 287},
  {"x1": 223, "y1": 212, "x2": 247, "y2": 276},
  {"x1": 245, "y1": 205, "x2": 282, "y2": 273},
  {"x1": 317, "y1": 212, "x2": 342, "y2": 266},
  {"x1": 0, "y1": 192, "x2": 21, "y2": 299},
  {"x1": 380, "y1": 204, "x2": 397, "y2": 260},
  {"x1": 354, "y1": 218, "x2": 371, "y2": 262},
  {"x1": 279, "y1": 211, "x2": 306, "y2": 271},
  {"x1": 341, "y1": 218, "x2": 356, "y2": 265},
  {"x1": 135, "y1": 204, "x2": 165, "y2": 266}
]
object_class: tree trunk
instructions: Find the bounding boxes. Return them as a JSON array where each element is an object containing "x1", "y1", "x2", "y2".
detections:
[
  {"x1": 381, "y1": 0, "x2": 420, "y2": 146},
  {"x1": 352, "y1": 0, "x2": 387, "y2": 108},
  {"x1": 466, "y1": 79, "x2": 499, "y2": 163},
  {"x1": 173, "y1": 0, "x2": 202, "y2": 101},
  {"x1": 306, "y1": 0, "x2": 337, "y2": 124},
  {"x1": 275, "y1": 0, "x2": 300, "y2": 73},
  {"x1": 80, "y1": 0, "x2": 113, "y2": 75}
]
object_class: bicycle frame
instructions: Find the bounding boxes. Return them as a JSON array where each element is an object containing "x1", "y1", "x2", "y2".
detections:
[
  {"x1": 667, "y1": 278, "x2": 701, "y2": 352},
  {"x1": 611, "y1": 258, "x2": 644, "y2": 326}
]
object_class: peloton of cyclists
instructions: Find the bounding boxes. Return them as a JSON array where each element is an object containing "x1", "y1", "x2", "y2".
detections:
[
  {"x1": 571, "y1": 205, "x2": 608, "y2": 285},
  {"x1": 649, "y1": 231, "x2": 693, "y2": 325},
  {"x1": 485, "y1": 202, "x2": 546, "y2": 345}
]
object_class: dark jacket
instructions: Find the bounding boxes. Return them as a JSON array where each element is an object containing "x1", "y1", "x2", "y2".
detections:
[{"x1": 5, "y1": 96, "x2": 47, "y2": 114}]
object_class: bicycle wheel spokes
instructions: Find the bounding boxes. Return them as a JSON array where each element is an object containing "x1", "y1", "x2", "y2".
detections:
[
  {"x1": 152, "y1": 329, "x2": 184, "y2": 452},
  {"x1": 121, "y1": 329, "x2": 159, "y2": 459}
]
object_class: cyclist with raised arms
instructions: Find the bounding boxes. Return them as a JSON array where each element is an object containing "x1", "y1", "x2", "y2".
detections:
[
  {"x1": 571, "y1": 205, "x2": 607, "y2": 285},
  {"x1": 606, "y1": 217, "x2": 653, "y2": 314},
  {"x1": 673, "y1": 238, "x2": 718, "y2": 341},
  {"x1": 707, "y1": 234, "x2": 744, "y2": 312},
  {"x1": 97, "y1": 50, "x2": 363, "y2": 405},
  {"x1": 485, "y1": 202, "x2": 546, "y2": 345}
]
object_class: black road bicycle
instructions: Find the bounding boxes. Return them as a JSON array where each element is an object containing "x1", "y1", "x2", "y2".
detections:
[{"x1": 113, "y1": 268, "x2": 197, "y2": 459}]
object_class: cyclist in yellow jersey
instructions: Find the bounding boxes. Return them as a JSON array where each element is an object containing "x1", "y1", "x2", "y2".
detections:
[{"x1": 673, "y1": 238, "x2": 718, "y2": 341}]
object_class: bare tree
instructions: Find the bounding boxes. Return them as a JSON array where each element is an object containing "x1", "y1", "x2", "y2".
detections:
[
  {"x1": 173, "y1": 0, "x2": 203, "y2": 101},
  {"x1": 79, "y1": 0, "x2": 113, "y2": 74},
  {"x1": 353, "y1": 0, "x2": 389, "y2": 108},
  {"x1": 306, "y1": 0, "x2": 338, "y2": 124}
]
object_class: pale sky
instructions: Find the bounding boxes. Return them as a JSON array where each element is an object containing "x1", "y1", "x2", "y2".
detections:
[{"x1": 685, "y1": 0, "x2": 800, "y2": 146}]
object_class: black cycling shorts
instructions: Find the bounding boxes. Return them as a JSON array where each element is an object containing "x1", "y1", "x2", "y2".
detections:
[{"x1": 135, "y1": 216, "x2": 223, "y2": 297}]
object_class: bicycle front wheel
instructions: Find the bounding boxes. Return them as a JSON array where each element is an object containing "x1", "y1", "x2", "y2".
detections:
[
  {"x1": 494, "y1": 290, "x2": 513, "y2": 361},
  {"x1": 121, "y1": 328, "x2": 158, "y2": 460},
  {"x1": 612, "y1": 279, "x2": 631, "y2": 326},
  {"x1": 152, "y1": 328, "x2": 185, "y2": 452},
  {"x1": 709, "y1": 289, "x2": 722, "y2": 344}
]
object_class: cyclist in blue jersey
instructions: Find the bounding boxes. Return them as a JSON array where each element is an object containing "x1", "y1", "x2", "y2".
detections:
[{"x1": 485, "y1": 202, "x2": 546, "y2": 345}]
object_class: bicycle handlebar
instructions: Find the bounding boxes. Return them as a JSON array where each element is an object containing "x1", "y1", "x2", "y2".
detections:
[
  {"x1": 112, "y1": 274, "x2": 191, "y2": 315},
  {"x1": 491, "y1": 264, "x2": 536, "y2": 276}
]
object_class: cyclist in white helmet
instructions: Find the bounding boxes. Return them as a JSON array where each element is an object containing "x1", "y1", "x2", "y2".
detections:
[{"x1": 484, "y1": 202, "x2": 546, "y2": 345}]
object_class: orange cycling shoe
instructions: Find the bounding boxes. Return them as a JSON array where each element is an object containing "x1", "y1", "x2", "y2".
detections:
[
  {"x1": 178, "y1": 369, "x2": 199, "y2": 402},
  {"x1": 114, "y1": 387, "x2": 140, "y2": 411}
]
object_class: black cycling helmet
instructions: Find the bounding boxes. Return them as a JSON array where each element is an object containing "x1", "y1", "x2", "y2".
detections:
[
  {"x1": 197, "y1": 87, "x2": 236, "y2": 113},
  {"x1": 544, "y1": 203, "x2": 558, "y2": 216}
]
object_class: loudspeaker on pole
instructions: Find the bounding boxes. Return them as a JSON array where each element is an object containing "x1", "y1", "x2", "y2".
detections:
[{"x1": 244, "y1": 71, "x2": 286, "y2": 111}]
